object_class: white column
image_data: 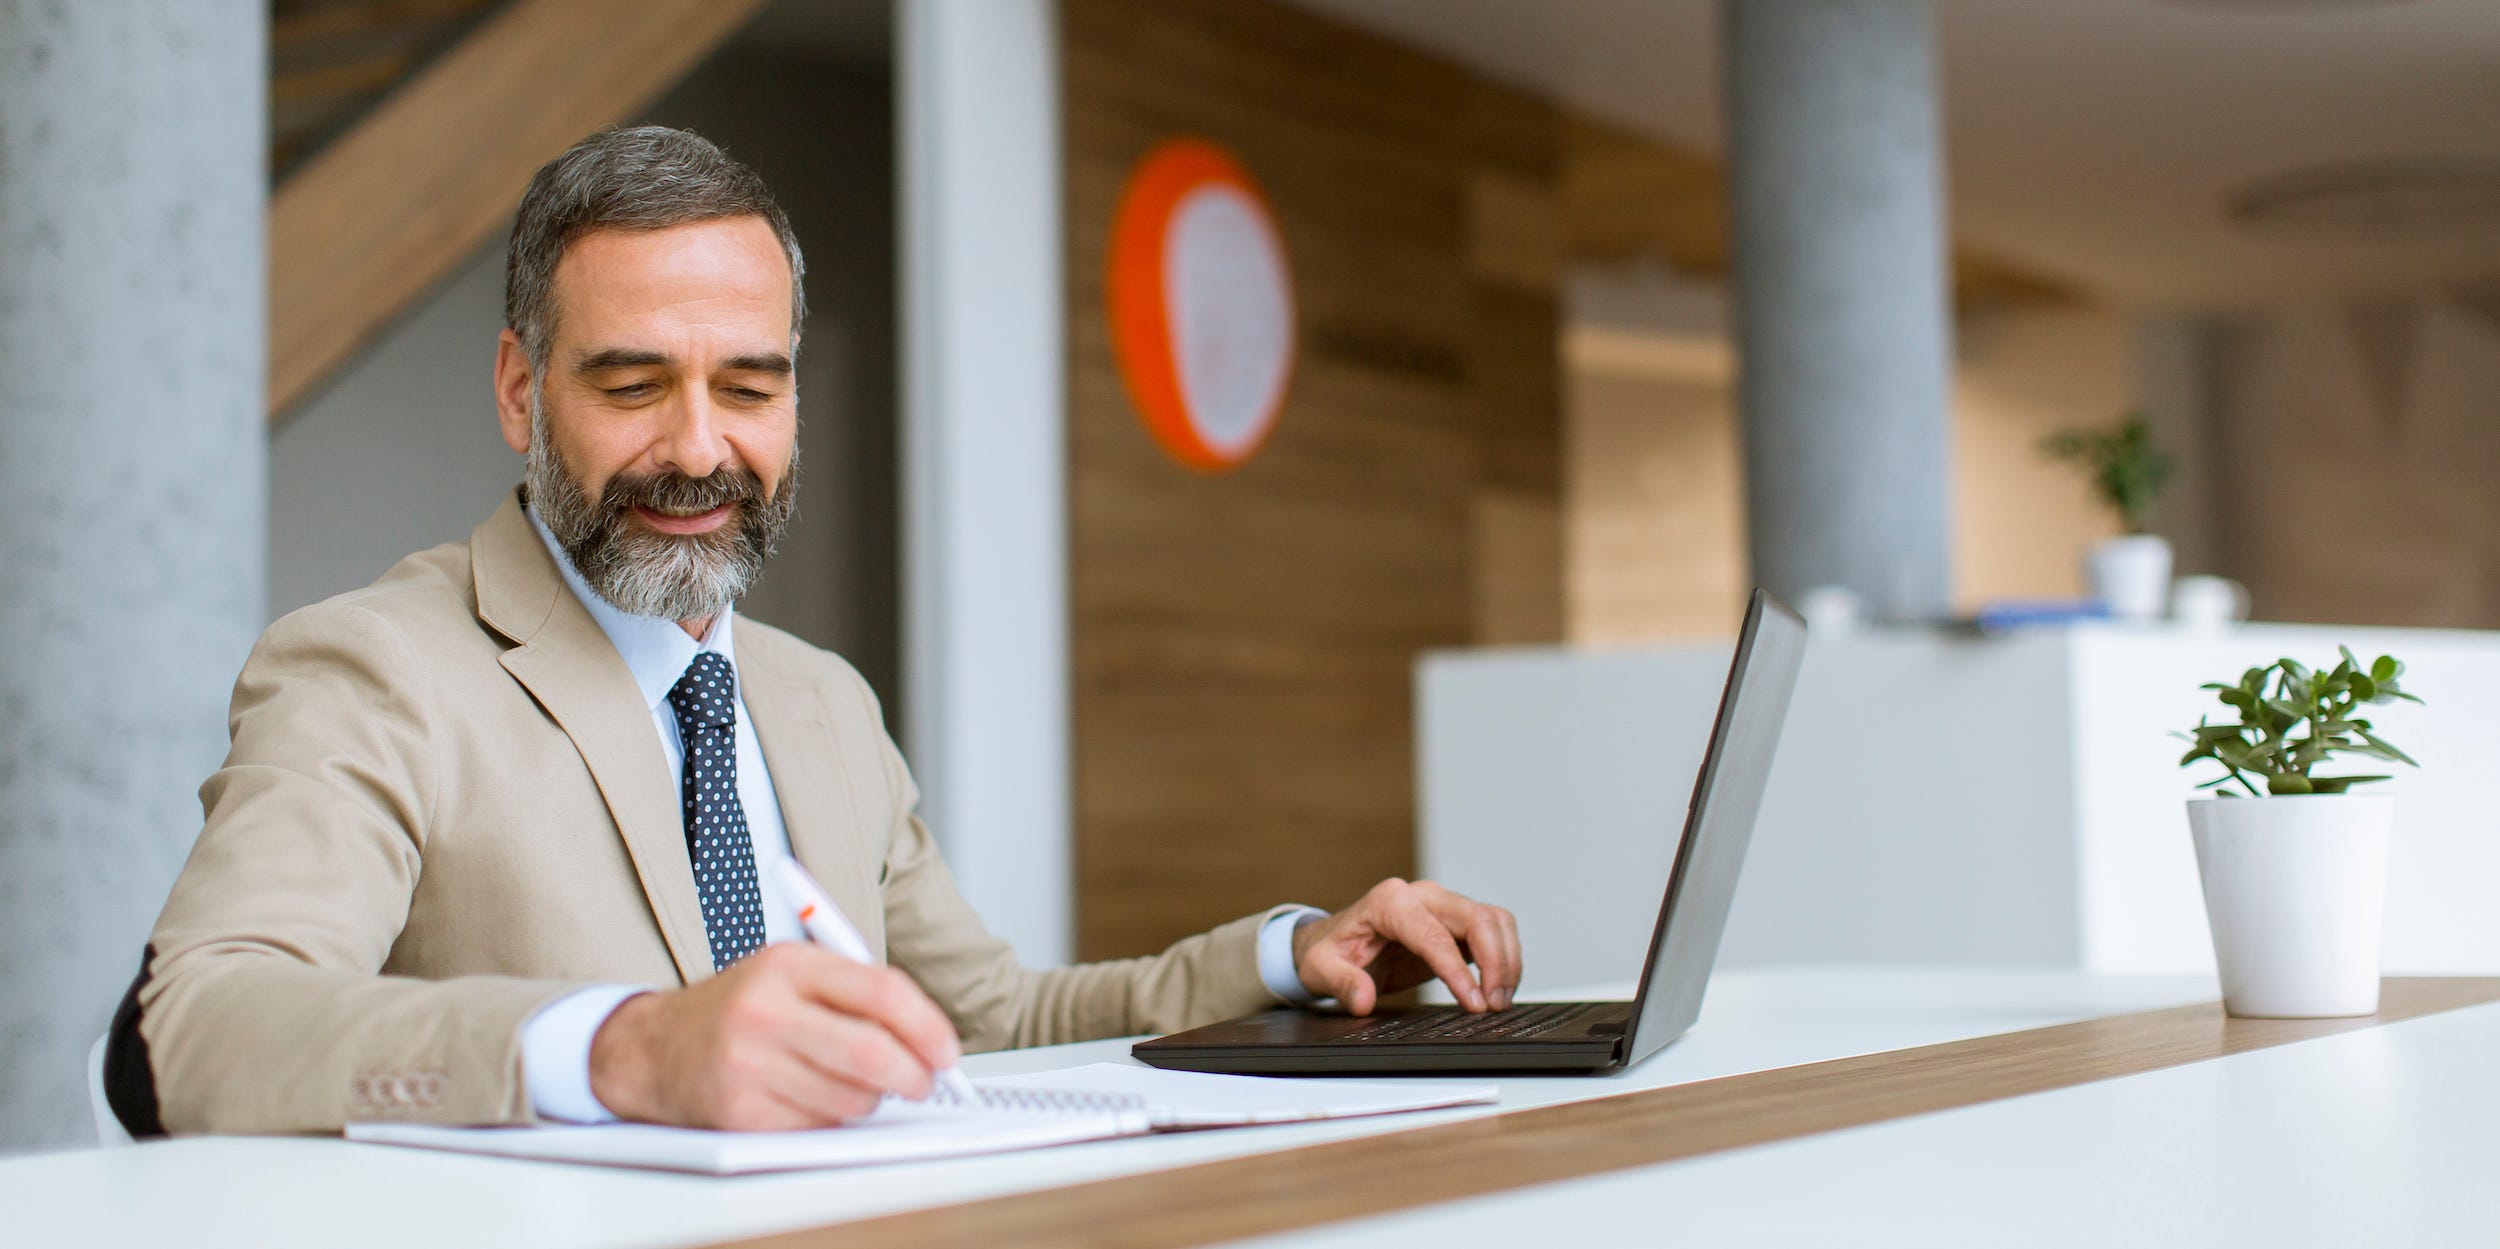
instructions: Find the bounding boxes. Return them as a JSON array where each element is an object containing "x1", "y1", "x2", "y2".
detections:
[
  {"x1": 1724, "y1": 0, "x2": 1955, "y2": 620},
  {"x1": 0, "y1": 0, "x2": 267, "y2": 1150},
  {"x1": 898, "y1": 0, "x2": 1070, "y2": 966}
]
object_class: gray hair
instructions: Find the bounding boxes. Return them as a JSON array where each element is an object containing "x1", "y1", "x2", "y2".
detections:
[{"x1": 504, "y1": 125, "x2": 807, "y2": 377}]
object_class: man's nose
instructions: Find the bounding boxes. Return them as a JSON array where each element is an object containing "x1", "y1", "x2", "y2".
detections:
[{"x1": 656, "y1": 387, "x2": 731, "y2": 479}]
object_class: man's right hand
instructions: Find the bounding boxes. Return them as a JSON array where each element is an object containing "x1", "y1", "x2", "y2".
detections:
[{"x1": 586, "y1": 942, "x2": 964, "y2": 1130}]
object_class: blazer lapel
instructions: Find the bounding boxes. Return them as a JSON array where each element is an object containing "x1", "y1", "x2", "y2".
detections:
[
  {"x1": 471, "y1": 495, "x2": 713, "y2": 983},
  {"x1": 738, "y1": 638, "x2": 882, "y2": 957}
]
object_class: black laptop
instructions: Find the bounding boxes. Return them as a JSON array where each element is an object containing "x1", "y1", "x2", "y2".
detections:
[{"x1": 1133, "y1": 589, "x2": 1807, "y2": 1075}]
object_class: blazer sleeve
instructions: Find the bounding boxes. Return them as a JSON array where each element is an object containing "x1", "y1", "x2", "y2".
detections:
[
  {"x1": 864, "y1": 706, "x2": 1293, "y2": 1052},
  {"x1": 133, "y1": 602, "x2": 577, "y2": 1135}
]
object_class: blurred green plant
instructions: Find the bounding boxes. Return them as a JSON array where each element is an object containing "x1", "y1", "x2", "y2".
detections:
[
  {"x1": 2177, "y1": 648, "x2": 2423, "y2": 797},
  {"x1": 2040, "y1": 412, "x2": 2175, "y2": 534}
]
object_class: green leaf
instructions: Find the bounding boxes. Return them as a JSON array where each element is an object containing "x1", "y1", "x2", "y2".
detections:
[
  {"x1": 2315, "y1": 775, "x2": 2391, "y2": 792},
  {"x1": 2268, "y1": 773, "x2": 2315, "y2": 795},
  {"x1": 2356, "y1": 729, "x2": 2419, "y2": 768},
  {"x1": 2373, "y1": 655, "x2": 2399, "y2": 683}
]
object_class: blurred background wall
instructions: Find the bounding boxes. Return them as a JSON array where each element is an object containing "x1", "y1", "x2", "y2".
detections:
[
  {"x1": 1063, "y1": 0, "x2": 1565, "y2": 959},
  {"x1": 2199, "y1": 295, "x2": 2500, "y2": 627},
  {"x1": 1059, "y1": 0, "x2": 2128, "y2": 955}
]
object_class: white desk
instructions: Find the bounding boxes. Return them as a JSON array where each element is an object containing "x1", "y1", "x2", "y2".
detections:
[
  {"x1": 1229, "y1": 992, "x2": 2500, "y2": 1249},
  {"x1": 7, "y1": 969, "x2": 2209, "y2": 1249}
]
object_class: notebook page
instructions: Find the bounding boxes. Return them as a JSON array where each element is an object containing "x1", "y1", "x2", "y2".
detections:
[
  {"x1": 347, "y1": 1096, "x2": 1149, "y2": 1175},
  {"x1": 976, "y1": 1063, "x2": 1498, "y2": 1129}
]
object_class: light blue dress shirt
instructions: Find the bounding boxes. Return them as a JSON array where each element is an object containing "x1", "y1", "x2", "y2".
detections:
[{"x1": 515, "y1": 505, "x2": 1318, "y2": 1122}]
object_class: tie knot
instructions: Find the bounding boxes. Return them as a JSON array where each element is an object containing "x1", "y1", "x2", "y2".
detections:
[{"x1": 668, "y1": 651, "x2": 737, "y2": 729}]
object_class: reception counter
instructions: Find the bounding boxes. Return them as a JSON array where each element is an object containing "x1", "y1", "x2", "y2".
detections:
[{"x1": 1419, "y1": 621, "x2": 2500, "y2": 992}]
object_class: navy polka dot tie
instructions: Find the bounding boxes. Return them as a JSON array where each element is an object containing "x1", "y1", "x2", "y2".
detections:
[{"x1": 667, "y1": 652, "x2": 766, "y2": 972}]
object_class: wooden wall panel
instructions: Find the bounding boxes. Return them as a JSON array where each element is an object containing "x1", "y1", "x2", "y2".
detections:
[{"x1": 1066, "y1": 0, "x2": 1564, "y2": 959}]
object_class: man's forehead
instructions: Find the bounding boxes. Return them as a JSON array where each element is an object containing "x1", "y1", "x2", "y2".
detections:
[{"x1": 549, "y1": 217, "x2": 793, "y2": 333}]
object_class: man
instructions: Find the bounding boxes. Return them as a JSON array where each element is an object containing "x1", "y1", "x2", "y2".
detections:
[{"x1": 105, "y1": 126, "x2": 1519, "y2": 1136}]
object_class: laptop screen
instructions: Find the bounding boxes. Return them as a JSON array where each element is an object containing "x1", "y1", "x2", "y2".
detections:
[{"x1": 1622, "y1": 589, "x2": 1808, "y2": 1064}]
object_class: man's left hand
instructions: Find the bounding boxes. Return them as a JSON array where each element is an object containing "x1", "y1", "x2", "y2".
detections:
[{"x1": 1291, "y1": 878, "x2": 1520, "y2": 1015}]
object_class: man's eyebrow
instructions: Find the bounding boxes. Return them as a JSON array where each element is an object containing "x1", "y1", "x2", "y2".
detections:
[
  {"x1": 571, "y1": 347, "x2": 671, "y2": 372},
  {"x1": 721, "y1": 352, "x2": 794, "y2": 377}
]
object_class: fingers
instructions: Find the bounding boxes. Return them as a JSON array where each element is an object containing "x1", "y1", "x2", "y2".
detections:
[
  {"x1": 1494, "y1": 906, "x2": 1522, "y2": 1007},
  {"x1": 791, "y1": 952, "x2": 965, "y2": 1078},
  {"x1": 783, "y1": 1010, "x2": 937, "y2": 1104},
  {"x1": 720, "y1": 1047, "x2": 885, "y2": 1131},
  {"x1": 1455, "y1": 900, "x2": 1521, "y2": 1011},
  {"x1": 1322, "y1": 880, "x2": 1521, "y2": 1014},
  {"x1": 1304, "y1": 944, "x2": 1380, "y2": 1015},
  {"x1": 1378, "y1": 882, "x2": 1485, "y2": 1011}
]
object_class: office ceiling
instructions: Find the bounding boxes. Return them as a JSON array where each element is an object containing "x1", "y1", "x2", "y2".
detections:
[{"x1": 1284, "y1": 0, "x2": 2500, "y2": 308}]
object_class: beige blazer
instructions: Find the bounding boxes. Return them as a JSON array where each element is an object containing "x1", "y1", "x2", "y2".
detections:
[{"x1": 134, "y1": 493, "x2": 1283, "y2": 1134}]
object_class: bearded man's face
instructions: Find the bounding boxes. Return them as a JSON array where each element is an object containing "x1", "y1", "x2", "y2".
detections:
[
  {"x1": 491, "y1": 215, "x2": 801, "y2": 622},
  {"x1": 526, "y1": 416, "x2": 797, "y2": 622}
]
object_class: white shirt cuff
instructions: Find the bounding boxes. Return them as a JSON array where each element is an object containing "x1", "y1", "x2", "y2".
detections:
[
  {"x1": 1257, "y1": 906, "x2": 1329, "y2": 1005},
  {"x1": 520, "y1": 984, "x2": 649, "y2": 1124}
]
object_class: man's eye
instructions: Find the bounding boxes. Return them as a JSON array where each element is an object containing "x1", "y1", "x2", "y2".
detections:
[
  {"x1": 727, "y1": 387, "x2": 773, "y2": 402},
  {"x1": 605, "y1": 383, "x2": 658, "y2": 400}
]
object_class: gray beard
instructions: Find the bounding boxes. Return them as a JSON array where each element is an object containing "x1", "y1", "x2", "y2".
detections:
[{"x1": 524, "y1": 402, "x2": 799, "y2": 622}]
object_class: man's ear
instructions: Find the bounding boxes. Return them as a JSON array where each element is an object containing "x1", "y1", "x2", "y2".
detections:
[{"x1": 493, "y1": 329, "x2": 534, "y2": 456}]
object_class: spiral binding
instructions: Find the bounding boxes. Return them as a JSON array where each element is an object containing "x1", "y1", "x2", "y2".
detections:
[{"x1": 926, "y1": 1082, "x2": 1149, "y2": 1116}]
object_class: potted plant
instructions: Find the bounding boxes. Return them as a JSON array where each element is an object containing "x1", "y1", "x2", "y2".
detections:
[
  {"x1": 2041, "y1": 413, "x2": 2176, "y2": 620},
  {"x1": 2176, "y1": 648, "x2": 2423, "y2": 1017}
]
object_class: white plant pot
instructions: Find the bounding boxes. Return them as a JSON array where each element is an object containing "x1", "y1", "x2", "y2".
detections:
[
  {"x1": 2088, "y1": 534, "x2": 2174, "y2": 621},
  {"x1": 2188, "y1": 794, "x2": 2394, "y2": 1018}
]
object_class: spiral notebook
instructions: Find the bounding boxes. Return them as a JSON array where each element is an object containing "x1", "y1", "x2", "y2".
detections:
[{"x1": 345, "y1": 1063, "x2": 1497, "y2": 1175}]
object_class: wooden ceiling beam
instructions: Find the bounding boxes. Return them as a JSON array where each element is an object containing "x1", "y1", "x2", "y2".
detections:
[
  {"x1": 267, "y1": 0, "x2": 770, "y2": 420},
  {"x1": 273, "y1": 0, "x2": 496, "y2": 52}
]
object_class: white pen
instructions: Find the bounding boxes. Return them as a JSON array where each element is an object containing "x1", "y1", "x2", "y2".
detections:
[{"x1": 772, "y1": 855, "x2": 984, "y2": 1108}]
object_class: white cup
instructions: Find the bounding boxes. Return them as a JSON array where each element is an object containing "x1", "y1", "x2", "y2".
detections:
[{"x1": 2172, "y1": 575, "x2": 2251, "y2": 630}]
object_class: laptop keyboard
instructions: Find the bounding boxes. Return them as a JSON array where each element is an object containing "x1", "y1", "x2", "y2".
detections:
[{"x1": 1339, "y1": 1001, "x2": 1608, "y2": 1044}]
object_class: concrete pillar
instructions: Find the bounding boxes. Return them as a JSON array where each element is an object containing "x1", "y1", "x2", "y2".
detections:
[
  {"x1": 0, "y1": 2, "x2": 266, "y2": 1151},
  {"x1": 1724, "y1": 0, "x2": 1955, "y2": 620},
  {"x1": 899, "y1": 0, "x2": 1069, "y2": 966}
]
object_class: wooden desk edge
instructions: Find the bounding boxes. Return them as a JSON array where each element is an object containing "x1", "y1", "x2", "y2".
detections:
[{"x1": 715, "y1": 977, "x2": 2500, "y2": 1249}]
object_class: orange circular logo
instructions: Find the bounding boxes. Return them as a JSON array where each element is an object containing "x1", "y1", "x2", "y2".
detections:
[{"x1": 1107, "y1": 139, "x2": 1297, "y2": 473}]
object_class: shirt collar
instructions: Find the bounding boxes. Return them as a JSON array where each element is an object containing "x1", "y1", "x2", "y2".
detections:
[{"x1": 526, "y1": 502, "x2": 736, "y2": 715}]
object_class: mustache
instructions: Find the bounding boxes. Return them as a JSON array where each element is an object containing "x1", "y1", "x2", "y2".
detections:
[{"x1": 598, "y1": 468, "x2": 768, "y2": 521}]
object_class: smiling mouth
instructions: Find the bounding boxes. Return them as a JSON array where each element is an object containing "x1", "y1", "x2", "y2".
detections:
[{"x1": 632, "y1": 503, "x2": 734, "y2": 535}]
